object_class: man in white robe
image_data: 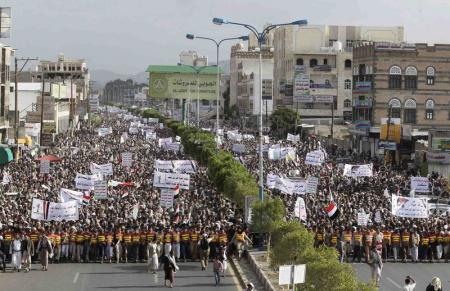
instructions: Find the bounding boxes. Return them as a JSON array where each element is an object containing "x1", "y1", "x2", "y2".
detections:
[{"x1": 9, "y1": 234, "x2": 22, "y2": 271}]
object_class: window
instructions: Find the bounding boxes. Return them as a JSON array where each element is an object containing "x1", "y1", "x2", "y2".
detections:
[
  {"x1": 426, "y1": 67, "x2": 435, "y2": 85},
  {"x1": 426, "y1": 99, "x2": 435, "y2": 120},
  {"x1": 329, "y1": 39, "x2": 337, "y2": 47},
  {"x1": 404, "y1": 66, "x2": 417, "y2": 89},
  {"x1": 309, "y1": 59, "x2": 318, "y2": 68},
  {"x1": 325, "y1": 79, "x2": 330, "y2": 86},
  {"x1": 346, "y1": 40, "x2": 354, "y2": 48},
  {"x1": 389, "y1": 66, "x2": 402, "y2": 89},
  {"x1": 343, "y1": 111, "x2": 352, "y2": 122},
  {"x1": 344, "y1": 99, "x2": 351, "y2": 108},
  {"x1": 323, "y1": 58, "x2": 328, "y2": 65},
  {"x1": 345, "y1": 59, "x2": 352, "y2": 68},
  {"x1": 344, "y1": 79, "x2": 351, "y2": 90},
  {"x1": 296, "y1": 58, "x2": 304, "y2": 66},
  {"x1": 404, "y1": 99, "x2": 417, "y2": 124},
  {"x1": 389, "y1": 98, "x2": 402, "y2": 119}
]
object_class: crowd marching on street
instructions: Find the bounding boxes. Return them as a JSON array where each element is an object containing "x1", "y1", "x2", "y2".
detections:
[
  {"x1": 0, "y1": 105, "x2": 449, "y2": 288},
  {"x1": 0, "y1": 107, "x2": 254, "y2": 288}
]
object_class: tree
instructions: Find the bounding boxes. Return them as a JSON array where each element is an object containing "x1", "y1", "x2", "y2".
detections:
[
  {"x1": 270, "y1": 107, "x2": 300, "y2": 138},
  {"x1": 251, "y1": 197, "x2": 286, "y2": 260}
]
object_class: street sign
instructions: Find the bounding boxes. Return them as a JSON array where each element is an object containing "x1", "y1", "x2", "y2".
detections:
[
  {"x1": 279, "y1": 264, "x2": 306, "y2": 290},
  {"x1": 42, "y1": 122, "x2": 56, "y2": 134}
]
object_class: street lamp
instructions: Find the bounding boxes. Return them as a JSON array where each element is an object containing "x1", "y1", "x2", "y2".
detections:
[
  {"x1": 213, "y1": 17, "x2": 308, "y2": 201},
  {"x1": 185, "y1": 33, "x2": 249, "y2": 134}
]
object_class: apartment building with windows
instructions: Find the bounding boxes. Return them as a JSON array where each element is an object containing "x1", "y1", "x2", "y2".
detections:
[
  {"x1": 352, "y1": 42, "x2": 450, "y2": 160},
  {"x1": 0, "y1": 44, "x2": 13, "y2": 142},
  {"x1": 273, "y1": 25, "x2": 404, "y2": 133}
]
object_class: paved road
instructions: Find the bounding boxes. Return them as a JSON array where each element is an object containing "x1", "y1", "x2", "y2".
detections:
[
  {"x1": 353, "y1": 262, "x2": 450, "y2": 290},
  {"x1": 0, "y1": 261, "x2": 241, "y2": 291}
]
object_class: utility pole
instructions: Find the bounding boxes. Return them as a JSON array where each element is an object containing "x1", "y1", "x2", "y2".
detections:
[
  {"x1": 384, "y1": 104, "x2": 393, "y2": 166},
  {"x1": 330, "y1": 97, "x2": 334, "y2": 141},
  {"x1": 39, "y1": 74, "x2": 45, "y2": 146}
]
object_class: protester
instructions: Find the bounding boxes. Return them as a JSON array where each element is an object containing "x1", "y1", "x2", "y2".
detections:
[
  {"x1": 426, "y1": 277, "x2": 442, "y2": 291},
  {"x1": 9, "y1": 233, "x2": 22, "y2": 272},
  {"x1": 402, "y1": 275, "x2": 416, "y2": 291},
  {"x1": 0, "y1": 236, "x2": 6, "y2": 272},
  {"x1": 147, "y1": 237, "x2": 160, "y2": 274},
  {"x1": 369, "y1": 246, "x2": 383, "y2": 286},
  {"x1": 160, "y1": 250, "x2": 179, "y2": 288},
  {"x1": 36, "y1": 233, "x2": 53, "y2": 271}
]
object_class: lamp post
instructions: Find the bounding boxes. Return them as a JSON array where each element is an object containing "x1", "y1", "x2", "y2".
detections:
[
  {"x1": 213, "y1": 17, "x2": 307, "y2": 201},
  {"x1": 186, "y1": 33, "x2": 249, "y2": 134}
]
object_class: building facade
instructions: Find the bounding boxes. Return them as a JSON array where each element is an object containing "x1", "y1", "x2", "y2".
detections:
[
  {"x1": 179, "y1": 50, "x2": 208, "y2": 67},
  {"x1": 230, "y1": 43, "x2": 274, "y2": 116},
  {"x1": 273, "y1": 25, "x2": 404, "y2": 132},
  {"x1": 0, "y1": 44, "x2": 13, "y2": 142},
  {"x1": 352, "y1": 42, "x2": 450, "y2": 161}
]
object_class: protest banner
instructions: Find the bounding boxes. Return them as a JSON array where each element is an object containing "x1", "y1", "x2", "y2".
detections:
[
  {"x1": 294, "y1": 197, "x2": 307, "y2": 221},
  {"x1": 75, "y1": 173, "x2": 100, "y2": 190},
  {"x1": 410, "y1": 176, "x2": 430, "y2": 193},
  {"x1": 59, "y1": 188, "x2": 84, "y2": 203},
  {"x1": 145, "y1": 131, "x2": 157, "y2": 140},
  {"x1": 287, "y1": 133, "x2": 300, "y2": 143},
  {"x1": 40, "y1": 160, "x2": 50, "y2": 174},
  {"x1": 266, "y1": 174, "x2": 306, "y2": 195},
  {"x1": 357, "y1": 212, "x2": 369, "y2": 226},
  {"x1": 343, "y1": 164, "x2": 373, "y2": 177},
  {"x1": 31, "y1": 198, "x2": 79, "y2": 221},
  {"x1": 391, "y1": 194, "x2": 429, "y2": 218},
  {"x1": 121, "y1": 152, "x2": 133, "y2": 167},
  {"x1": 153, "y1": 171, "x2": 190, "y2": 190},
  {"x1": 90, "y1": 162, "x2": 113, "y2": 176},
  {"x1": 148, "y1": 117, "x2": 159, "y2": 123},
  {"x1": 232, "y1": 144, "x2": 247, "y2": 154},
  {"x1": 305, "y1": 150, "x2": 325, "y2": 165},
  {"x1": 98, "y1": 127, "x2": 112, "y2": 137},
  {"x1": 160, "y1": 188, "x2": 175, "y2": 208},
  {"x1": 94, "y1": 180, "x2": 108, "y2": 199},
  {"x1": 306, "y1": 176, "x2": 319, "y2": 194},
  {"x1": 158, "y1": 137, "x2": 172, "y2": 147}
]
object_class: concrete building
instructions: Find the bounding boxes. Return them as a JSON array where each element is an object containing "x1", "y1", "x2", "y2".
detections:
[
  {"x1": 179, "y1": 50, "x2": 208, "y2": 67},
  {"x1": 37, "y1": 53, "x2": 89, "y2": 124},
  {"x1": 230, "y1": 43, "x2": 274, "y2": 117},
  {"x1": 351, "y1": 42, "x2": 450, "y2": 162},
  {"x1": 272, "y1": 25, "x2": 404, "y2": 135},
  {"x1": 0, "y1": 44, "x2": 13, "y2": 142}
]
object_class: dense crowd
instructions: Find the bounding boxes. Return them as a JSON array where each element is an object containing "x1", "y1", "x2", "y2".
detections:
[
  {"x1": 0, "y1": 108, "x2": 249, "y2": 275},
  {"x1": 220, "y1": 126, "x2": 450, "y2": 264}
]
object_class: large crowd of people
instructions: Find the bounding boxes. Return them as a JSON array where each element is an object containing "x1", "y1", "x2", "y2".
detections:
[{"x1": 0, "y1": 108, "x2": 248, "y2": 276}]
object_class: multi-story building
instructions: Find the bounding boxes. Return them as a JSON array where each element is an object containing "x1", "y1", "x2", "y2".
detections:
[
  {"x1": 37, "y1": 53, "x2": 89, "y2": 124},
  {"x1": 230, "y1": 43, "x2": 274, "y2": 117},
  {"x1": 272, "y1": 25, "x2": 404, "y2": 133},
  {"x1": 0, "y1": 44, "x2": 13, "y2": 142},
  {"x1": 352, "y1": 42, "x2": 450, "y2": 161},
  {"x1": 179, "y1": 50, "x2": 208, "y2": 67}
]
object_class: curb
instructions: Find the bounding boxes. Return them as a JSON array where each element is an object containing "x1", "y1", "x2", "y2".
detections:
[
  {"x1": 247, "y1": 251, "x2": 278, "y2": 291},
  {"x1": 229, "y1": 257, "x2": 246, "y2": 290}
]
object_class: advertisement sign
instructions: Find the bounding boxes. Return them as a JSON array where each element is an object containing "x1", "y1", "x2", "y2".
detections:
[
  {"x1": 354, "y1": 81, "x2": 372, "y2": 92},
  {"x1": 293, "y1": 66, "x2": 310, "y2": 100},
  {"x1": 40, "y1": 134, "x2": 53, "y2": 147},
  {"x1": 431, "y1": 137, "x2": 450, "y2": 152},
  {"x1": 378, "y1": 141, "x2": 397, "y2": 151},
  {"x1": 149, "y1": 72, "x2": 219, "y2": 100},
  {"x1": 427, "y1": 151, "x2": 450, "y2": 164},
  {"x1": 294, "y1": 95, "x2": 335, "y2": 103},
  {"x1": 380, "y1": 118, "x2": 401, "y2": 144},
  {"x1": 391, "y1": 194, "x2": 429, "y2": 218},
  {"x1": 42, "y1": 122, "x2": 56, "y2": 134}
]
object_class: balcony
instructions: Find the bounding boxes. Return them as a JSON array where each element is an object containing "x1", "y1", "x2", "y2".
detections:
[{"x1": 310, "y1": 65, "x2": 337, "y2": 75}]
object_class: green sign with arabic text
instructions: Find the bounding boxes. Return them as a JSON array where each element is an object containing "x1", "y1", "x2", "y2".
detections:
[{"x1": 149, "y1": 72, "x2": 218, "y2": 100}]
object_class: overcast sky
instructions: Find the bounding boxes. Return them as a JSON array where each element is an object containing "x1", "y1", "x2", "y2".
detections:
[{"x1": 3, "y1": 0, "x2": 450, "y2": 74}]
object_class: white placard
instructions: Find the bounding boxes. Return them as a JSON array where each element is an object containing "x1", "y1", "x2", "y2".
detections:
[
  {"x1": 227, "y1": 132, "x2": 243, "y2": 142},
  {"x1": 75, "y1": 173, "x2": 100, "y2": 190},
  {"x1": 90, "y1": 162, "x2": 113, "y2": 176},
  {"x1": 266, "y1": 174, "x2": 306, "y2": 195},
  {"x1": 59, "y1": 188, "x2": 84, "y2": 204},
  {"x1": 294, "y1": 197, "x2": 307, "y2": 221},
  {"x1": 172, "y1": 160, "x2": 197, "y2": 173},
  {"x1": 232, "y1": 144, "x2": 246, "y2": 154},
  {"x1": 269, "y1": 147, "x2": 296, "y2": 161},
  {"x1": 94, "y1": 180, "x2": 108, "y2": 199},
  {"x1": 160, "y1": 188, "x2": 175, "y2": 208},
  {"x1": 153, "y1": 172, "x2": 190, "y2": 190},
  {"x1": 306, "y1": 176, "x2": 319, "y2": 194},
  {"x1": 279, "y1": 264, "x2": 306, "y2": 285},
  {"x1": 357, "y1": 212, "x2": 369, "y2": 226},
  {"x1": 287, "y1": 133, "x2": 300, "y2": 143},
  {"x1": 305, "y1": 150, "x2": 325, "y2": 165},
  {"x1": 410, "y1": 176, "x2": 430, "y2": 193},
  {"x1": 121, "y1": 152, "x2": 133, "y2": 168},
  {"x1": 162, "y1": 142, "x2": 182, "y2": 152},
  {"x1": 148, "y1": 117, "x2": 159, "y2": 123},
  {"x1": 343, "y1": 164, "x2": 373, "y2": 177},
  {"x1": 158, "y1": 137, "x2": 172, "y2": 147},
  {"x1": 391, "y1": 194, "x2": 429, "y2": 218},
  {"x1": 129, "y1": 127, "x2": 139, "y2": 135},
  {"x1": 242, "y1": 134, "x2": 255, "y2": 140},
  {"x1": 31, "y1": 198, "x2": 79, "y2": 221},
  {"x1": 40, "y1": 160, "x2": 50, "y2": 174},
  {"x1": 98, "y1": 127, "x2": 112, "y2": 137},
  {"x1": 145, "y1": 131, "x2": 157, "y2": 140}
]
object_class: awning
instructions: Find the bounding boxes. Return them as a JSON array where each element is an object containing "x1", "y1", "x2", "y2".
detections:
[{"x1": 0, "y1": 147, "x2": 13, "y2": 165}]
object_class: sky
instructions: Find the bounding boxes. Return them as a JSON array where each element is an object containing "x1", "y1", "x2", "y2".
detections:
[{"x1": 3, "y1": 0, "x2": 450, "y2": 75}]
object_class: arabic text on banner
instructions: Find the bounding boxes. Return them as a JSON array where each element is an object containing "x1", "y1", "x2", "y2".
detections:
[
  {"x1": 391, "y1": 194, "x2": 429, "y2": 218},
  {"x1": 31, "y1": 198, "x2": 79, "y2": 221},
  {"x1": 410, "y1": 176, "x2": 430, "y2": 193},
  {"x1": 343, "y1": 164, "x2": 373, "y2": 177},
  {"x1": 153, "y1": 171, "x2": 190, "y2": 190}
]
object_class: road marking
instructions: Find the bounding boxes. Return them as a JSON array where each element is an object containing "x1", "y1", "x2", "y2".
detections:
[
  {"x1": 73, "y1": 272, "x2": 79, "y2": 284},
  {"x1": 386, "y1": 277, "x2": 401, "y2": 289}
]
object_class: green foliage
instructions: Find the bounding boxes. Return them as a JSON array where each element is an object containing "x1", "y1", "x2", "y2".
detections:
[
  {"x1": 270, "y1": 223, "x2": 376, "y2": 291},
  {"x1": 271, "y1": 220, "x2": 304, "y2": 246},
  {"x1": 251, "y1": 198, "x2": 286, "y2": 234},
  {"x1": 90, "y1": 114, "x2": 103, "y2": 127},
  {"x1": 270, "y1": 107, "x2": 300, "y2": 138}
]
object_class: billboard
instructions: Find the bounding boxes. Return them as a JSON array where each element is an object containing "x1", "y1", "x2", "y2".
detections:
[
  {"x1": 149, "y1": 72, "x2": 218, "y2": 100},
  {"x1": 293, "y1": 65, "x2": 309, "y2": 100},
  {"x1": 380, "y1": 118, "x2": 401, "y2": 144},
  {"x1": 0, "y1": 7, "x2": 11, "y2": 38},
  {"x1": 431, "y1": 137, "x2": 450, "y2": 152}
]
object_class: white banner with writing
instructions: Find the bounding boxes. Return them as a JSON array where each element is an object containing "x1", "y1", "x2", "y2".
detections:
[
  {"x1": 305, "y1": 150, "x2": 325, "y2": 166},
  {"x1": 75, "y1": 173, "x2": 100, "y2": 190},
  {"x1": 31, "y1": 198, "x2": 79, "y2": 221},
  {"x1": 410, "y1": 176, "x2": 430, "y2": 193},
  {"x1": 391, "y1": 194, "x2": 429, "y2": 218},
  {"x1": 153, "y1": 171, "x2": 190, "y2": 190},
  {"x1": 343, "y1": 164, "x2": 373, "y2": 177},
  {"x1": 160, "y1": 188, "x2": 175, "y2": 208},
  {"x1": 90, "y1": 162, "x2": 113, "y2": 176}
]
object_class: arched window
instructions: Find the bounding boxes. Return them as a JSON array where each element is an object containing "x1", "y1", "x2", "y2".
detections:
[
  {"x1": 426, "y1": 99, "x2": 435, "y2": 120},
  {"x1": 389, "y1": 66, "x2": 402, "y2": 89},
  {"x1": 309, "y1": 58, "x2": 318, "y2": 68},
  {"x1": 344, "y1": 79, "x2": 351, "y2": 90},
  {"x1": 296, "y1": 58, "x2": 304, "y2": 66},
  {"x1": 405, "y1": 66, "x2": 418, "y2": 89},
  {"x1": 344, "y1": 99, "x2": 351, "y2": 108},
  {"x1": 389, "y1": 98, "x2": 402, "y2": 118},
  {"x1": 345, "y1": 59, "x2": 352, "y2": 68},
  {"x1": 404, "y1": 98, "x2": 417, "y2": 124},
  {"x1": 426, "y1": 66, "x2": 435, "y2": 85}
]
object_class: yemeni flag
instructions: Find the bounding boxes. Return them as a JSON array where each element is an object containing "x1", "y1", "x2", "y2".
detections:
[
  {"x1": 325, "y1": 189, "x2": 339, "y2": 219},
  {"x1": 173, "y1": 184, "x2": 180, "y2": 195},
  {"x1": 82, "y1": 193, "x2": 91, "y2": 205}
]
